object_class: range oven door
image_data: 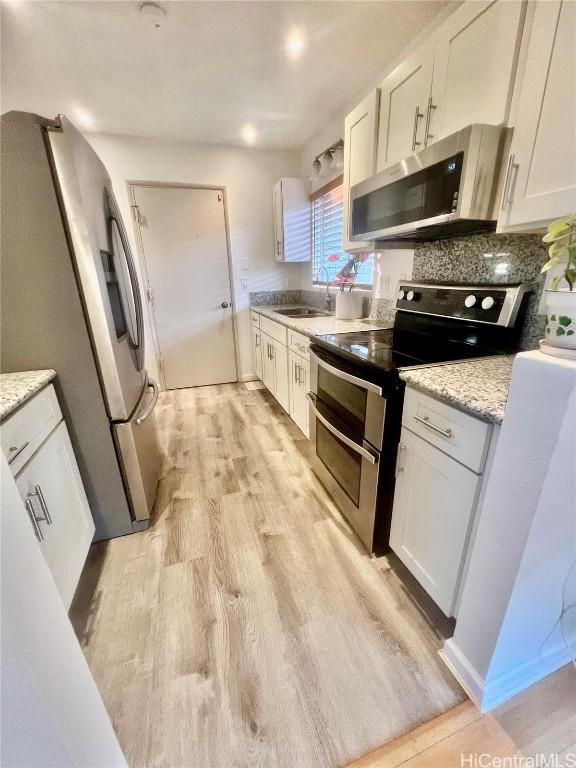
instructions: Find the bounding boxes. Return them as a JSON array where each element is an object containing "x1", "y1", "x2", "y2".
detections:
[
  {"x1": 308, "y1": 392, "x2": 379, "y2": 552},
  {"x1": 309, "y1": 348, "x2": 386, "y2": 451}
]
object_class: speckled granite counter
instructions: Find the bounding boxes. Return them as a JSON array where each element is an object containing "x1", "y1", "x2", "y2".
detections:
[
  {"x1": 0, "y1": 370, "x2": 57, "y2": 421},
  {"x1": 399, "y1": 356, "x2": 515, "y2": 424},
  {"x1": 251, "y1": 305, "x2": 390, "y2": 337}
]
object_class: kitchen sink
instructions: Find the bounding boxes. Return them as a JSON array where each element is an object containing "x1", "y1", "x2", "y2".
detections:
[{"x1": 274, "y1": 308, "x2": 332, "y2": 318}]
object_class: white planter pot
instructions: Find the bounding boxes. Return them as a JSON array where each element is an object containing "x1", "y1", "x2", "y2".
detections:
[
  {"x1": 543, "y1": 289, "x2": 576, "y2": 351},
  {"x1": 335, "y1": 291, "x2": 363, "y2": 320}
]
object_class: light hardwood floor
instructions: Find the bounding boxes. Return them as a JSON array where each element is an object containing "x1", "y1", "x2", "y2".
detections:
[
  {"x1": 71, "y1": 383, "x2": 466, "y2": 768},
  {"x1": 349, "y1": 663, "x2": 576, "y2": 768}
]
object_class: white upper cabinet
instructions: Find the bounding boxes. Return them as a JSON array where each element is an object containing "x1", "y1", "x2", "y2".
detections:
[
  {"x1": 430, "y1": 0, "x2": 526, "y2": 142},
  {"x1": 273, "y1": 178, "x2": 311, "y2": 262},
  {"x1": 377, "y1": 44, "x2": 434, "y2": 170},
  {"x1": 375, "y1": 0, "x2": 525, "y2": 172},
  {"x1": 342, "y1": 89, "x2": 380, "y2": 251},
  {"x1": 499, "y1": 0, "x2": 576, "y2": 231}
]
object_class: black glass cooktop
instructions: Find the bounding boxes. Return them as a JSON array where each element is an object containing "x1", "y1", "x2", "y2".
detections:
[{"x1": 312, "y1": 323, "x2": 510, "y2": 376}]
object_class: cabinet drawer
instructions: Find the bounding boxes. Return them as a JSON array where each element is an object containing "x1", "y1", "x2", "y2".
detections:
[
  {"x1": 260, "y1": 315, "x2": 288, "y2": 346},
  {"x1": 2, "y1": 384, "x2": 62, "y2": 474},
  {"x1": 251, "y1": 311, "x2": 260, "y2": 328},
  {"x1": 402, "y1": 387, "x2": 491, "y2": 473},
  {"x1": 288, "y1": 329, "x2": 310, "y2": 357}
]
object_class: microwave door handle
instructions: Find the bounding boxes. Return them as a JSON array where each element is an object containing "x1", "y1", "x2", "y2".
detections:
[
  {"x1": 310, "y1": 350, "x2": 383, "y2": 396},
  {"x1": 307, "y1": 394, "x2": 378, "y2": 465}
]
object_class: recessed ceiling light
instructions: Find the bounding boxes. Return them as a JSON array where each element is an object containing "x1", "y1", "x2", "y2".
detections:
[
  {"x1": 286, "y1": 34, "x2": 305, "y2": 59},
  {"x1": 241, "y1": 124, "x2": 257, "y2": 145},
  {"x1": 73, "y1": 109, "x2": 95, "y2": 129}
]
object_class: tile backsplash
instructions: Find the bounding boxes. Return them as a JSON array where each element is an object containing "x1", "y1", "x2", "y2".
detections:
[
  {"x1": 251, "y1": 233, "x2": 548, "y2": 349},
  {"x1": 412, "y1": 233, "x2": 548, "y2": 349}
]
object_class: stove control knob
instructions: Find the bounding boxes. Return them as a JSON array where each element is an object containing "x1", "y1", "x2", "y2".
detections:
[
  {"x1": 482, "y1": 296, "x2": 495, "y2": 310},
  {"x1": 398, "y1": 289, "x2": 405, "y2": 300},
  {"x1": 464, "y1": 294, "x2": 477, "y2": 308},
  {"x1": 406, "y1": 290, "x2": 415, "y2": 301}
]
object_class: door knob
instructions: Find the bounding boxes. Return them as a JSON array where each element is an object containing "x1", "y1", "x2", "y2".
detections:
[{"x1": 221, "y1": 301, "x2": 229, "y2": 308}]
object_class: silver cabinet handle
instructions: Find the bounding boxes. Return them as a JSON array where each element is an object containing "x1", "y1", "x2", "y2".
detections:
[
  {"x1": 310, "y1": 350, "x2": 383, "y2": 395},
  {"x1": 26, "y1": 486, "x2": 52, "y2": 526},
  {"x1": 221, "y1": 301, "x2": 229, "y2": 309},
  {"x1": 25, "y1": 498, "x2": 43, "y2": 541},
  {"x1": 34, "y1": 485, "x2": 52, "y2": 525},
  {"x1": 295, "y1": 343, "x2": 308, "y2": 354},
  {"x1": 414, "y1": 414, "x2": 453, "y2": 439},
  {"x1": 395, "y1": 444, "x2": 406, "y2": 477},
  {"x1": 411, "y1": 105, "x2": 424, "y2": 151},
  {"x1": 136, "y1": 379, "x2": 160, "y2": 425},
  {"x1": 501, "y1": 153, "x2": 519, "y2": 210},
  {"x1": 7, "y1": 440, "x2": 30, "y2": 464},
  {"x1": 308, "y1": 393, "x2": 379, "y2": 464},
  {"x1": 424, "y1": 96, "x2": 436, "y2": 146}
]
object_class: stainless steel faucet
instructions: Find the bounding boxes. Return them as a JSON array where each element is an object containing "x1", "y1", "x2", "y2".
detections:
[{"x1": 316, "y1": 266, "x2": 333, "y2": 311}]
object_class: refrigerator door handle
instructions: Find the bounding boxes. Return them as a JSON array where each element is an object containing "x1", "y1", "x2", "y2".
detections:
[{"x1": 135, "y1": 379, "x2": 160, "y2": 425}]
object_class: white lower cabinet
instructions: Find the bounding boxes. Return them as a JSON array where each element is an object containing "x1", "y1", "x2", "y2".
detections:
[
  {"x1": 252, "y1": 314, "x2": 310, "y2": 437},
  {"x1": 261, "y1": 331, "x2": 289, "y2": 412},
  {"x1": 251, "y1": 325, "x2": 263, "y2": 381},
  {"x1": 11, "y1": 392, "x2": 95, "y2": 609},
  {"x1": 289, "y1": 350, "x2": 310, "y2": 438},
  {"x1": 390, "y1": 426, "x2": 481, "y2": 617}
]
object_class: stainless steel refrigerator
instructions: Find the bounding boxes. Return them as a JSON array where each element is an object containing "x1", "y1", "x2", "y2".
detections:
[{"x1": 1, "y1": 111, "x2": 161, "y2": 540}]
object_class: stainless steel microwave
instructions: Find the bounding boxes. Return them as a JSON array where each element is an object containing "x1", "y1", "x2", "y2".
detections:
[{"x1": 350, "y1": 124, "x2": 512, "y2": 242}]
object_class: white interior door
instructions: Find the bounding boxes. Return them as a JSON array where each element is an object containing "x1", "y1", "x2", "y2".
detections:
[{"x1": 131, "y1": 185, "x2": 237, "y2": 390}]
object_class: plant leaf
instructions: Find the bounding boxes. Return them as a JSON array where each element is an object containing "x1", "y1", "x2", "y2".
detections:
[
  {"x1": 550, "y1": 276, "x2": 562, "y2": 291},
  {"x1": 541, "y1": 256, "x2": 562, "y2": 273},
  {"x1": 559, "y1": 316, "x2": 572, "y2": 327},
  {"x1": 556, "y1": 327, "x2": 566, "y2": 336}
]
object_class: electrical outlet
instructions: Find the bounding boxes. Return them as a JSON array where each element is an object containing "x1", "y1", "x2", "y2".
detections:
[{"x1": 240, "y1": 279, "x2": 248, "y2": 289}]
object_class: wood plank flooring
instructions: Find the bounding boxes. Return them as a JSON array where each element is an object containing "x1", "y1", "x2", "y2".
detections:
[
  {"x1": 350, "y1": 663, "x2": 576, "y2": 768},
  {"x1": 70, "y1": 383, "x2": 465, "y2": 768}
]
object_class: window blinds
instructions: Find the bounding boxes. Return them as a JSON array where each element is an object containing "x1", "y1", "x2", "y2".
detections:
[{"x1": 311, "y1": 183, "x2": 373, "y2": 288}]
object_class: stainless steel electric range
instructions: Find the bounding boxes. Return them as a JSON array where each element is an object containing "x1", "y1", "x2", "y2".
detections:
[{"x1": 308, "y1": 281, "x2": 531, "y2": 555}]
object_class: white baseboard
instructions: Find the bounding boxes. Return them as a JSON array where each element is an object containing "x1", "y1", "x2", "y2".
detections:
[
  {"x1": 440, "y1": 637, "x2": 575, "y2": 713},
  {"x1": 482, "y1": 639, "x2": 575, "y2": 712},
  {"x1": 439, "y1": 640, "x2": 484, "y2": 708},
  {"x1": 240, "y1": 373, "x2": 258, "y2": 382}
]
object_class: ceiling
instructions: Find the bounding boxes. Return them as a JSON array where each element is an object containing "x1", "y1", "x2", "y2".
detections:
[{"x1": 1, "y1": 0, "x2": 452, "y2": 149}]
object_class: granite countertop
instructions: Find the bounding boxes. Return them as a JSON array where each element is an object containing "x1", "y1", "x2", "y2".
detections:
[
  {"x1": 252, "y1": 305, "x2": 390, "y2": 337},
  {"x1": 0, "y1": 370, "x2": 57, "y2": 422},
  {"x1": 399, "y1": 355, "x2": 515, "y2": 424}
]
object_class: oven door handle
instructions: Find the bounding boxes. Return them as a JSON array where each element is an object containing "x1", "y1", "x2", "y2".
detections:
[
  {"x1": 307, "y1": 394, "x2": 379, "y2": 465},
  {"x1": 310, "y1": 350, "x2": 383, "y2": 396}
]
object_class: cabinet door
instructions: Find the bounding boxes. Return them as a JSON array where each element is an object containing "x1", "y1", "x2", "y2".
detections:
[
  {"x1": 389, "y1": 428, "x2": 480, "y2": 616},
  {"x1": 271, "y1": 337, "x2": 289, "y2": 413},
  {"x1": 289, "y1": 350, "x2": 310, "y2": 438},
  {"x1": 16, "y1": 422, "x2": 95, "y2": 608},
  {"x1": 499, "y1": 0, "x2": 576, "y2": 230},
  {"x1": 273, "y1": 180, "x2": 283, "y2": 262},
  {"x1": 252, "y1": 326, "x2": 263, "y2": 381},
  {"x1": 377, "y1": 45, "x2": 434, "y2": 171},
  {"x1": 343, "y1": 89, "x2": 380, "y2": 251},
  {"x1": 430, "y1": 1, "x2": 525, "y2": 143},
  {"x1": 261, "y1": 332, "x2": 276, "y2": 394}
]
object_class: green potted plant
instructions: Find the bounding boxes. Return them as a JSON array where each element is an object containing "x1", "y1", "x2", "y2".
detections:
[{"x1": 541, "y1": 214, "x2": 576, "y2": 354}]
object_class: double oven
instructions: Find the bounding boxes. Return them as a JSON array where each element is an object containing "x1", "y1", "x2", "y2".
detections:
[{"x1": 308, "y1": 347, "x2": 402, "y2": 554}]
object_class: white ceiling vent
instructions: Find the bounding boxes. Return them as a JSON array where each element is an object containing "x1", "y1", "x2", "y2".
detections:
[{"x1": 140, "y1": 2, "x2": 166, "y2": 29}]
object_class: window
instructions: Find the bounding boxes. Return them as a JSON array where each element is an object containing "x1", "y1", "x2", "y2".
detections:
[{"x1": 311, "y1": 179, "x2": 374, "y2": 289}]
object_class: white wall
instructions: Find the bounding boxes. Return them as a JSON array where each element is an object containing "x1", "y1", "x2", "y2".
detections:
[{"x1": 86, "y1": 133, "x2": 302, "y2": 382}]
